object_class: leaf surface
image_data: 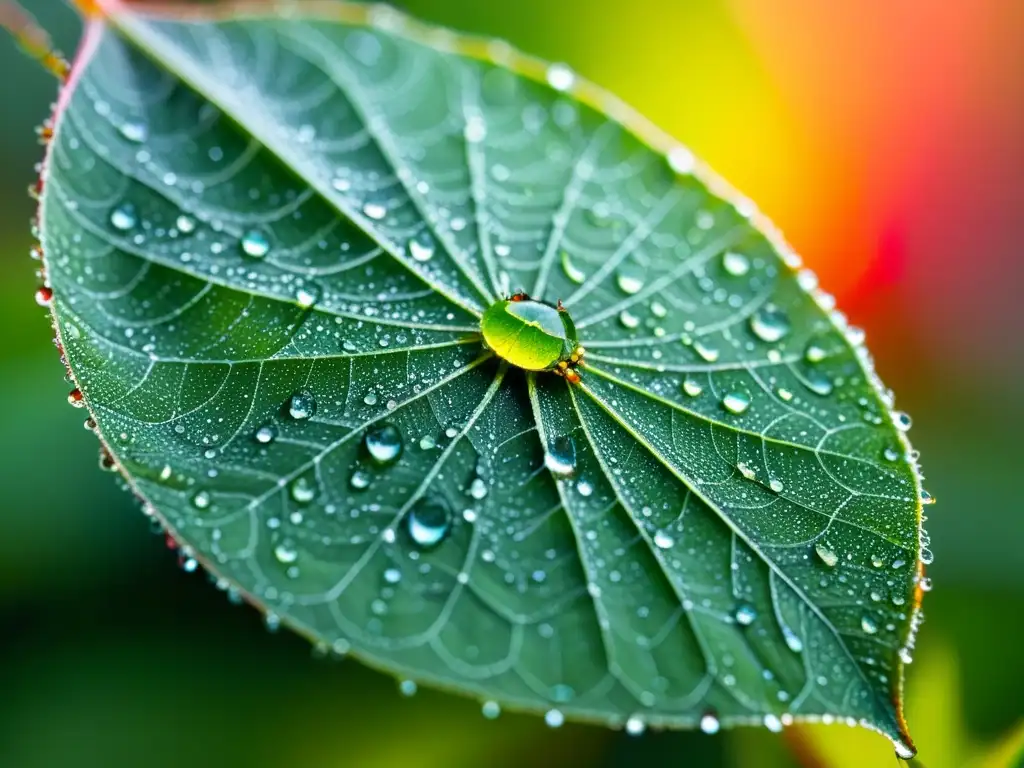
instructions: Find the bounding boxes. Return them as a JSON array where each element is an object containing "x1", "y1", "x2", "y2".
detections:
[{"x1": 41, "y1": 0, "x2": 925, "y2": 751}]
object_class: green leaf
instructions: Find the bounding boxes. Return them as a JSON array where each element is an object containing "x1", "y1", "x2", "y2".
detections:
[{"x1": 38, "y1": 0, "x2": 926, "y2": 753}]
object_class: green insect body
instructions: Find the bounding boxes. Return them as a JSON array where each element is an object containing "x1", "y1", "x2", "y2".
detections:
[{"x1": 480, "y1": 296, "x2": 582, "y2": 376}]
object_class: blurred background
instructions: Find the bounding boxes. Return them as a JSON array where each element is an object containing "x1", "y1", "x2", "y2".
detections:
[{"x1": 1, "y1": 1, "x2": 1022, "y2": 766}]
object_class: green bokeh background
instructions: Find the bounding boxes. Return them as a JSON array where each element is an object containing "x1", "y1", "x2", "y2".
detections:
[{"x1": 2, "y1": 2, "x2": 1021, "y2": 767}]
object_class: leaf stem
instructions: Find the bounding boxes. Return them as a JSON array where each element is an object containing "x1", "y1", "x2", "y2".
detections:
[{"x1": 0, "y1": 1, "x2": 70, "y2": 79}]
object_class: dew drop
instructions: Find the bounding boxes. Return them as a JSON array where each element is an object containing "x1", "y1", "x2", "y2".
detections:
[
  {"x1": 783, "y1": 626, "x2": 804, "y2": 653},
  {"x1": 921, "y1": 489, "x2": 935, "y2": 505},
  {"x1": 776, "y1": 387, "x2": 794, "y2": 402},
  {"x1": 349, "y1": 468, "x2": 371, "y2": 490},
  {"x1": 815, "y1": 542, "x2": 838, "y2": 568},
  {"x1": 576, "y1": 479, "x2": 593, "y2": 497},
  {"x1": 290, "y1": 476, "x2": 317, "y2": 503},
  {"x1": 893, "y1": 740, "x2": 917, "y2": 760},
  {"x1": 734, "y1": 604, "x2": 757, "y2": 626},
  {"x1": 482, "y1": 701, "x2": 501, "y2": 719},
  {"x1": 192, "y1": 490, "x2": 211, "y2": 509},
  {"x1": 860, "y1": 615, "x2": 878, "y2": 634},
  {"x1": 287, "y1": 390, "x2": 316, "y2": 420},
  {"x1": 408, "y1": 232, "x2": 436, "y2": 262},
  {"x1": 693, "y1": 340, "x2": 719, "y2": 362},
  {"x1": 399, "y1": 679, "x2": 417, "y2": 697},
  {"x1": 561, "y1": 251, "x2": 586, "y2": 284},
  {"x1": 109, "y1": 203, "x2": 137, "y2": 232},
  {"x1": 295, "y1": 287, "x2": 318, "y2": 309},
  {"x1": 546, "y1": 63, "x2": 574, "y2": 91},
  {"x1": 653, "y1": 530, "x2": 674, "y2": 550},
  {"x1": 254, "y1": 423, "x2": 277, "y2": 444},
  {"x1": 883, "y1": 446, "x2": 902, "y2": 462},
  {"x1": 469, "y1": 477, "x2": 488, "y2": 500},
  {"x1": 749, "y1": 306, "x2": 790, "y2": 343},
  {"x1": 763, "y1": 714, "x2": 783, "y2": 733},
  {"x1": 35, "y1": 286, "x2": 53, "y2": 307},
  {"x1": 619, "y1": 310, "x2": 640, "y2": 329},
  {"x1": 365, "y1": 424, "x2": 403, "y2": 464},
  {"x1": 681, "y1": 378, "x2": 703, "y2": 397},
  {"x1": 804, "y1": 343, "x2": 826, "y2": 363},
  {"x1": 240, "y1": 229, "x2": 271, "y2": 258},
  {"x1": 721, "y1": 391, "x2": 750, "y2": 415},
  {"x1": 804, "y1": 370, "x2": 834, "y2": 396},
  {"x1": 364, "y1": 391, "x2": 379, "y2": 406},
  {"x1": 616, "y1": 268, "x2": 644, "y2": 295},
  {"x1": 699, "y1": 713, "x2": 720, "y2": 734},
  {"x1": 769, "y1": 478, "x2": 784, "y2": 493},
  {"x1": 625, "y1": 716, "x2": 646, "y2": 736},
  {"x1": 363, "y1": 201, "x2": 387, "y2": 220},
  {"x1": 274, "y1": 543, "x2": 298, "y2": 564},
  {"x1": 722, "y1": 251, "x2": 750, "y2": 276},
  {"x1": 544, "y1": 709, "x2": 565, "y2": 728},
  {"x1": 893, "y1": 411, "x2": 913, "y2": 431},
  {"x1": 118, "y1": 120, "x2": 148, "y2": 143},
  {"x1": 407, "y1": 496, "x2": 452, "y2": 549},
  {"x1": 544, "y1": 435, "x2": 577, "y2": 478}
]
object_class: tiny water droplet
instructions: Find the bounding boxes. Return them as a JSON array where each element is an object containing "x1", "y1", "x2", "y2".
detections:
[
  {"x1": 192, "y1": 490, "x2": 211, "y2": 509},
  {"x1": 109, "y1": 203, "x2": 137, "y2": 231},
  {"x1": 175, "y1": 214, "x2": 196, "y2": 234},
  {"x1": 287, "y1": 390, "x2": 316, "y2": 420},
  {"x1": 364, "y1": 391, "x2": 378, "y2": 406},
  {"x1": 35, "y1": 286, "x2": 53, "y2": 307},
  {"x1": 749, "y1": 305, "x2": 790, "y2": 343},
  {"x1": 274, "y1": 543, "x2": 298, "y2": 564},
  {"x1": 616, "y1": 267, "x2": 644, "y2": 295},
  {"x1": 365, "y1": 424, "x2": 403, "y2": 464},
  {"x1": 349, "y1": 468, "x2": 371, "y2": 490},
  {"x1": 295, "y1": 287, "x2": 318, "y2": 308},
  {"x1": 722, "y1": 391, "x2": 750, "y2": 415},
  {"x1": 619, "y1": 310, "x2": 640, "y2": 329},
  {"x1": 815, "y1": 542, "x2": 838, "y2": 567},
  {"x1": 241, "y1": 229, "x2": 271, "y2": 258},
  {"x1": 576, "y1": 479, "x2": 593, "y2": 497},
  {"x1": 776, "y1": 387, "x2": 794, "y2": 402},
  {"x1": 804, "y1": 343, "x2": 826, "y2": 363},
  {"x1": 118, "y1": 120, "x2": 148, "y2": 143},
  {"x1": 407, "y1": 496, "x2": 452, "y2": 549},
  {"x1": 783, "y1": 626, "x2": 804, "y2": 653},
  {"x1": 625, "y1": 716, "x2": 646, "y2": 736},
  {"x1": 408, "y1": 232, "x2": 436, "y2": 262},
  {"x1": 722, "y1": 251, "x2": 750, "y2": 276},
  {"x1": 544, "y1": 435, "x2": 577, "y2": 478},
  {"x1": 481, "y1": 701, "x2": 501, "y2": 719},
  {"x1": 734, "y1": 604, "x2": 757, "y2": 626},
  {"x1": 893, "y1": 411, "x2": 912, "y2": 431},
  {"x1": 804, "y1": 370, "x2": 834, "y2": 396},
  {"x1": 699, "y1": 713, "x2": 720, "y2": 734},
  {"x1": 763, "y1": 714, "x2": 783, "y2": 733},
  {"x1": 921, "y1": 489, "x2": 935, "y2": 505},
  {"x1": 399, "y1": 679, "x2": 417, "y2": 697},
  {"x1": 681, "y1": 378, "x2": 703, "y2": 397},
  {"x1": 290, "y1": 476, "x2": 316, "y2": 503},
  {"x1": 769, "y1": 478, "x2": 784, "y2": 493},
  {"x1": 561, "y1": 251, "x2": 586, "y2": 283},
  {"x1": 255, "y1": 423, "x2": 277, "y2": 444},
  {"x1": 544, "y1": 709, "x2": 565, "y2": 728},
  {"x1": 469, "y1": 477, "x2": 488, "y2": 500},
  {"x1": 883, "y1": 446, "x2": 902, "y2": 462},
  {"x1": 546, "y1": 63, "x2": 574, "y2": 91},
  {"x1": 893, "y1": 740, "x2": 917, "y2": 760},
  {"x1": 693, "y1": 340, "x2": 719, "y2": 362}
]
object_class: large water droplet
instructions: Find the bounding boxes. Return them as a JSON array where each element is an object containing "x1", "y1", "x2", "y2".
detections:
[
  {"x1": 619, "y1": 310, "x2": 640, "y2": 329},
  {"x1": 544, "y1": 709, "x2": 565, "y2": 728},
  {"x1": 363, "y1": 201, "x2": 387, "y2": 221},
  {"x1": 804, "y1": 343, "x2": 826, "y2": 363},
  {"x1": 481, "y1": 701, "x2": 501, "y2": 719},
  {"x1": 681, "y1": 378, "x2": 703, "y2": 397},
  {"x1": 241, "y1": 229, "x2": 271, "y2": 258},
  {"x1": 407, "y1": 496, "x2": 452, "y2": 549},
  {"x1": 176, "y1": 214, "x2": 196, "y2": 234},
  {"x1": 722, "y1": 391, "x2": 750, "y2": 415},
  {"x1": 653, "y1": 530, "x2": 674, "y2": 550},
  {"x1": 118, "y1": 120, "x2": 148, "y2": 143},
  {"x1": 893, "y1": 411, "x2": 912, "y2": 431},
  {"x1": 365, "y1": 424, "x2": 403, "y2": 464},
  {"x1": 763, "y1": 714, "x2": 783, "y2": 733},
  {"x1": 625, "y1": 716, "x2": 646, "y2": 736},
  {"x1": 254, "y1": 423, "x2": 277, "y2": 444},
  {"x1": 287, "y1": 390, "x2": 316, "y2": 420},
  {"x1": 109, "y1": 203, "x2": 137, "y2": 232},
  {"x1": 693, "y1": 340, "x2": 719, "y2": 362},
  {"x1": 861, "y1": 615, "x2": 878, "y2": 634},
  {"x1": 408, "y1": 232, "x2": 436, "y2": 262},
  {"x1": 804, "y1": 370, "x2": 834, "y2": 396},
  {"x1": 546, "y1": 63, "x2": 574, "y2": 91},
  {"x1": 749, "y1": 306, "x2": 790, "y2": 343},
  {"x1": 544, "y1": 435, "x2": 577, "y2": 478}
]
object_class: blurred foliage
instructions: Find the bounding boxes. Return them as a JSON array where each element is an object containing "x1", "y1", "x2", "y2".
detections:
[{"x1": 1, "y1": 1, "x2": 1022, "y2": 767}]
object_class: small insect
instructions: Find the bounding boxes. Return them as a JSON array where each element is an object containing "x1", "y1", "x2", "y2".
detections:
[{"x1": 480, "y1": 292, "x2": 585, "y2": 382}]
